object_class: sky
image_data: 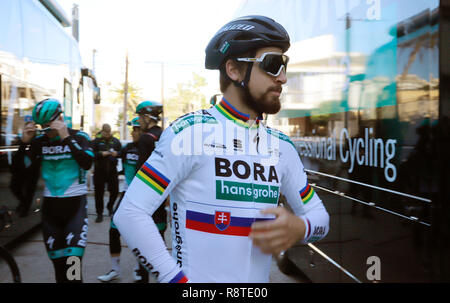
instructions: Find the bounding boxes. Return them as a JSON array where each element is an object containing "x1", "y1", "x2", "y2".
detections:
[{"x1": 57, "y1": 0, "x2": 244, "y2": 101}]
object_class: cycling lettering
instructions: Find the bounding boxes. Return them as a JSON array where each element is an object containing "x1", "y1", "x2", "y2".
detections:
[
  {"x1": 42, "y1": 145, "x2": 71, "y2": 154},
  {"x1": 77, "y1": 218, "x2": 88, "y2": 247},
  {"x1": 215, "y1": 158, "x2": 279, "y2": 183},
  {"x1": 172, "y1": 202, "x2": 183, "y2": 267},
  {"x1": 132, "y1": 247, "x2": 160, "y2": 279}
]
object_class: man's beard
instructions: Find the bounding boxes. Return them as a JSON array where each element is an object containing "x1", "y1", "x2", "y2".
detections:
[{"x1": 243, "y1": 85, "x2": 282, "y2": 115}]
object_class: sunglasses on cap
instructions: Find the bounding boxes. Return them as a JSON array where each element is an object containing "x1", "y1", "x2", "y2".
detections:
[{"x1": 236, "y1": 52, "x2": 289, "y2": 77}]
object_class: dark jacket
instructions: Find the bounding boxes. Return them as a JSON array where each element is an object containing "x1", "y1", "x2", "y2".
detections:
[
  {"x1": 92, "y1": 135, "x2": 122, "y2": 173},
  {"x1": 136, "y1": 125, "x2": 162, "y2": 172}
]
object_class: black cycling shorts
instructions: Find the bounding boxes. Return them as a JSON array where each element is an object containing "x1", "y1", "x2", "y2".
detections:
[{"x1": 41, "y1": 195, "x2": 88, "y2": 260}]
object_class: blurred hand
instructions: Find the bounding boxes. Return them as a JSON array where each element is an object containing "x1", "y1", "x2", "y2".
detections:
[
  {"x1": 22, "y1": 122, "x2": 37, "y2": 143},
  {"x1": 50, "y1": 119, "x2": 69, "y2": 140},
  {"x1": 110, "y1": 151, "x2": 118, "y2": 157},
  {"x1": 249, "y1": 207, "x2": 306, "y2": 255},
  {"x1": 101, "y1": 151, "x2": 111, "y2": 157}
]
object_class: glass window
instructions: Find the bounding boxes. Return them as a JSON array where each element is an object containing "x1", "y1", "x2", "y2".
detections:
[
  {"x1": 44, "y1": 15, "x2": 70, "y2": 65},
  {"x1": 63, "y1": 79, "x2": 73, "y2": 128},
  {"x1": 235, "y1": 0, "x2": 440, "y2": 282},
  {"x1": 21, "y1": 0, "x2": 46, "y2": 61},
  {"x1": 1, "y1": 75, "x2": 42, "y2": 148},
  {"x1": 0, "y1": 0, "x2": 23, "y2": 57}
]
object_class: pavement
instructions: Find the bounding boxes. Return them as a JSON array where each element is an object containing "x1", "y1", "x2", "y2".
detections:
[{"x1": 0, "y1": 191, "x2": 301, "y2": 283}]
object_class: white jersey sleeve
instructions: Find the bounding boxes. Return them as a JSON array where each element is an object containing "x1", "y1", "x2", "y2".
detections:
[
  {"x1": 113, "y1": 126, "x2": 192, "y2": 283},
  {"x1": 280, "y1": 142, "x2": 330, "y2": 243}
]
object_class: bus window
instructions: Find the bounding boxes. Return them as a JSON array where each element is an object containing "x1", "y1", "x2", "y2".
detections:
[
  {"x1": 63, "y1": 79, "x2": 73, "y2": 128},
  {"x1": 0, "y1": 75, "x2": 41, "y2": 162},
  {"x1": 1, "y1": 75, "x2": 21, "y2": 151}
]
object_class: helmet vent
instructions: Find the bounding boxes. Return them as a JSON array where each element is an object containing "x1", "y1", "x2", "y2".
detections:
[
  {"x1": 264, "y1": 33, "x2": 284, "y2": 41},
  {"x1": 234, "y1": 32, "x2": 255, "y2": 41},
  {"x1": 251, "y1": 18, "x2": 277, "y2": 31}
]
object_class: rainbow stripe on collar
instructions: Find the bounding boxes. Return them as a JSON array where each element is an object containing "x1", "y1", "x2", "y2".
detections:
[{"x1": 215, "y1": 98, "x2": 262, "y2": 128}]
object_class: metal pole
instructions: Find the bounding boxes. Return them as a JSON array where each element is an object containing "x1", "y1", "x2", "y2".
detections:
[
  {"x1": 71, "y1": 4, "x2": 79, "y2": 42},
  {"x1": 92, "y1": 49, "x2": 97, "y2": 73},
  {"x1": 123, "y1": 52, "x2": 129, "y2": 140},
  {"x1": 161, "y1": 62, "x2": 165, "y2": 129}
]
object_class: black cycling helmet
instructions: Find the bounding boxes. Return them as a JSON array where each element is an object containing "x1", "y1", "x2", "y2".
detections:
[{"x1": 205, "y1": 15, "x2": 290, "y2": 70}]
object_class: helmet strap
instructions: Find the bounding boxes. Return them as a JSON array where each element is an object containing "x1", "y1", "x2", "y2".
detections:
[
  {"x1": 230, "y1": 49, "x2": 255, "y2": 90},
  {"x1": 222, "y1": 50, "x2": 263, "y2": 117},
  {"x1": 236, "y1": 50, "x2": 264, "y2": 117},
  {"x1": 143, "y1": 114, "x2": 159, "y2": 130}
]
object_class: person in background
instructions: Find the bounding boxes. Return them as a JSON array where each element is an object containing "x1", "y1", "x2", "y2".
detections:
[
  {"x1": 132, "y1": 101, "x2": 168, "y2": 283},
  {"x1": 10, "y1": 115, "x2": 40, "y2": 217},
  {"x1": 135, "y1": 101, "x2": 168, "y2": 238},
  {"x1": 97, "y1": 118, "x2": 144, "y2": 282},
  {"x1": 92, "y1": 123, "x2": 122, "y2": 223}
]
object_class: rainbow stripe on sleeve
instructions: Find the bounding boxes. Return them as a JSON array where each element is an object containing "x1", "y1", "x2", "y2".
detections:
[
  {"x1": 136, "y1": 163, "x2": 170, "y2": 195},
  {"x1": 300, "y1": 183, "x2": 315, "y2": 204}
]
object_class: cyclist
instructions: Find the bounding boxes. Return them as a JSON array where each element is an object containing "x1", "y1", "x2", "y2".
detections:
[
  {"x1": 135, "y1": 101, "x2": 162, "y2": 166},
  {"x1": 114, "y1": 15, "x2": 329, "y2": 283},
  {"x1": 97, "y1": 118, "x2": 143, "y2": 282},
  {"x1": 131, "y1": 101, "x2": 168, "y2": 282},
  {"x1": 135, "y1": 101, "x2": 168, "y2": 238},
  {"x1": 12, "y1": 98, "x2": 93, "y2": 283},
  {"x1": 92, "y1": 123, "x2": 122, "y2": 222}
]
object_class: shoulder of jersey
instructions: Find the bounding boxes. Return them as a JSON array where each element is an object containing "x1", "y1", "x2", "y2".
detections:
[
  {"x1": 265, "y1": 126, "x2": 295, "y2": 149},
  {"x1": 33, "y1": 134, "x2": 46, "y2": 142},
  {"x1": 73, "y1": 130, "x2": 91, "y2": 141},
  {"x1": 125, "y1": 142, "x2": 135, "y2": 149},
  {"x1": 146, "y1": 126, "x2": 162, "y2": 137},
  {"x1": 169, "y1": 109, "x2": 218, "y2": 135}
]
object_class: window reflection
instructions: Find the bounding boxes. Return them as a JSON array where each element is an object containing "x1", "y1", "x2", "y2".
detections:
[
  {"x1": 267, "y1": 1, "x2": 439, "y2": 188},
  {"x1": 235, "y1": 0, "x2": 441, "y2": 282}
]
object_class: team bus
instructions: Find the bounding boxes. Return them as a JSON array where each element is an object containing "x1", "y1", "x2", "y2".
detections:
[
  {"x1": 0, "y1": 0, "x2": 100, "y2": 246},
  {"x1": 234, "y1": 0, "x2": 448, "y2": 282}
]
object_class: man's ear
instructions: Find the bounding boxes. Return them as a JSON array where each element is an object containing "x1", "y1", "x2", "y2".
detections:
[{"x1": 225, "y1": 59, "x2": 243, "y2": 82}]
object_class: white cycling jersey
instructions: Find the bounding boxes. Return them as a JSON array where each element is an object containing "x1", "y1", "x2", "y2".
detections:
[{"x1": 114, "y1": 98, "x2": 329, "y2": 283}]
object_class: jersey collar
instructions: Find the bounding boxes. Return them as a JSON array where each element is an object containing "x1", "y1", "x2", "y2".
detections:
[
  {"x1": 49, "y1": 135, "x2": 61, "y2": 142},
  {"x1": 215, "y1": 98, "x2": 263, "y2": 129}
]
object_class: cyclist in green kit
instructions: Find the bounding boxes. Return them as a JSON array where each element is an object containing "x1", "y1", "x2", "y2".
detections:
[{"x1": 12, "y1": 98, "x2": 93, "y2": 283}]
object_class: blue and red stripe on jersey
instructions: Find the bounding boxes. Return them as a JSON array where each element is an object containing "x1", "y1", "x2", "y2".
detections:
[
  {"x1": 186, "y1": 210, "x2": 271, "y2": 237},
  {"x1": 169, "y1": 271, "x2": 189, "y2": 283}
]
